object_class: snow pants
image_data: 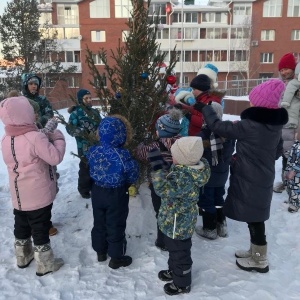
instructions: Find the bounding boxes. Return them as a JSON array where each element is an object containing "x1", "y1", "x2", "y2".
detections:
[
  {"x1": 14, "y1": 204, "x2": 52, "y2": 245},
  {"x1": 198, "y1": 186, "x2": 225, "y2": 214},
  {"x1": 91, "y1": 184, "x2": 129, "y2": 259},
  {"x1": 164, "y1": 234, "x2": 192, "y2": 287},
  {"x1": 78, "y1": 160, "x2": 92, "y2": 195}
]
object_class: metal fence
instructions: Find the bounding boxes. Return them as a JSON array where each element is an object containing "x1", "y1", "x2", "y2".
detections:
[{"x1": 217, "y1": 78, "x2": 269, "y2": 97}]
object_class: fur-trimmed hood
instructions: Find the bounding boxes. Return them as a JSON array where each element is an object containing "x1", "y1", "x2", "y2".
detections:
[{"x1": 241, "y1": 107, "x2": 288, "y2": 126}]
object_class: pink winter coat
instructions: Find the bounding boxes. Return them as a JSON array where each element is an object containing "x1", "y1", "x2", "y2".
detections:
[{"x1": 0, "y1": 96, "x2": 66, "y2": 211}]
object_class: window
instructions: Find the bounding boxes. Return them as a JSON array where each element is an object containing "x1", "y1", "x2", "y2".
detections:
[
  {"x1": 91, "y1": 31, "x2": 106, "y2": 42},
  {"x1": 65, "y1": 51, "x2": 80, "y2": 63},
  {"x1": 148, "y1": 3, "x2": 167, "y2": 24},
  {"x1": 122, "y1": 30, "x2": 129, "y2": 42},
  {"x1": 260, "y1": 53, "x2": 273, "y2": 63},
  {"x1": 115, "y1": 0, "x2": 133, "y2": 18},
  {"x1": 90, "y1": 0, "x2": 110, "y2": 18},
  {"x1": 261, "y1": 30, "x2": 275, "y2": 41},
  {"x1": 263, "y1": 0, "x2": 282, "y2": 17},
  {"x1": 230, "y1": 50, "x2": 247, "y2": 61},
  {"x1": 157, "y1": 28, "x2": 169, "y2": 39},
  {"x1": 259, "y1": 73, "x2": 274, "y2": 79},
  {"x1": 57, "y1": 4, "x2": 78, "y2": 25},
  {"x1": 92, "y1": 54, "x2": 104, "y2": 65},
  {"x1": 231, "y1": 28, "x2": 250, "y2": 39},
  {"x1": 288, "y1": 0, "x2": 300, "y2": 17},
  {"x1": 291, "y1": 30, "x2": 300, "y2": 40},
  {"x1": 67, "y1": 76, "x2": 80, "y2": 88},
  {"x1": 202, "y1": 12, "x2": 227, "y2": 23},
  {"x1": 233, "y1": 5, "x2": 252, "y2": 16}
]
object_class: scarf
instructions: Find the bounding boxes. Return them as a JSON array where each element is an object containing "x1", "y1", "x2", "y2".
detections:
[
  {"x1": 210, "y1": 132, "x2": 223, "y2": 166},
  {"x1": 5, "y1": 124, "x2": 38, "y2": 136}
]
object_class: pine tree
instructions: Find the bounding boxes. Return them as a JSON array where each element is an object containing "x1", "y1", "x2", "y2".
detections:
[{"x1": 85, "y1": 0, "x2": 178, "y2": 183}]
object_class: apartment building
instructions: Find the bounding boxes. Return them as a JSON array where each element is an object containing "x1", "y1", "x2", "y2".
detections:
[{"x1": 36, "y1": 0, "x2": 300, "y2": 107}]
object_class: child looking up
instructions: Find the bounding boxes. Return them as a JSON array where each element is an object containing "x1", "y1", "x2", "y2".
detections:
[
  {"x1": 87, "y1": 115, "x2": 139, "y2": 269},
  {"x1": 148, "y1": 137, "x2": 210, "y2": 295}
]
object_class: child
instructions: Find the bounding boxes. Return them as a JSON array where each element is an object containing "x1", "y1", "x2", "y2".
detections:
[
  {"x1": 173, "y1": 74, "x2": 225, "y2": 136},
  {"x1": 195, "y1": 102, "x2": 235, "y2": 240},
  {"x1": 135, "y1": 108, "x2": 182, "y2": 251},
  {"x1": 194, "y1": 79, "x2": 288, "y2": 273},
  {"x1": 0, "y1": 96, "x2": 66, "y2": 276},
  {"x1": 86, "y1": 115, "x2": 139, "y2": 269},
  {"x1": 280, "y1": 61, "x2": 300, "y2": 130},
  {"x1": 7, "y1": 90, "x2": 60, "y2": 236},
  {"x1": 284, "y1": 136, "x2": 300, "y2": 213},
  {"x1": 148, "y1": 137, "x2": 210, "y2": 295}
]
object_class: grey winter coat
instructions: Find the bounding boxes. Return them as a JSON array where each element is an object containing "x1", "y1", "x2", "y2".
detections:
[{"x1": 202, "y1": 106, "x2": 288, "y2": 222}]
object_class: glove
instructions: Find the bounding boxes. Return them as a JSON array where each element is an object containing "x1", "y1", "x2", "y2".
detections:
[
  {"x1": 193, "y1": 102, "x2": 207, "y2": 113},
  {"x1": 147, "y1": 148, "x2": 164, "y2": 171}
]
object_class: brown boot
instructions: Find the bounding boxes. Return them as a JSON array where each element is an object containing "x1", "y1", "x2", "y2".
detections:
[{"x1": 49, "y1": 226, "x2": 58, "y2": 236}]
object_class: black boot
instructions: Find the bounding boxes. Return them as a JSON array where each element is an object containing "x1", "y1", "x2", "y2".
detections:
[
  {"x1": 158, "y1": 269, "x2": 173, "y2": 281},
  {"x1": 216, "y1": 207, "x2": 228, "y2": 237},
  {"x1": 97, "y1": 252, "x2": 107, "y2": 262},
  {"x1": 164, "y1": 282, "x2": 191, "y2": 295},
  {"x1": 108, "y1": 255, "x2": 132, "y2": 269},
  {"x1": 195, "y1": 211, "x2": 217, "y2": 240}
]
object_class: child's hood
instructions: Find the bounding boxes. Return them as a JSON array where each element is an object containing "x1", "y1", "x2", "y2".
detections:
[
  {"x1": 169, "y1": 158, "x2": 211, "y2": 188},
  {"x1": 0, "y1": 96, "x2": 35, "y2": 126},
  {"x1": 99, "y1": 114, "x2": 132, "y2": 147}
]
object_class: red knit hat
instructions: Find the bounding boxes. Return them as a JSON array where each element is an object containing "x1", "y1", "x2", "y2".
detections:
[{"x1": 278, "y1": 53, "x2": 296, "y2": 71}]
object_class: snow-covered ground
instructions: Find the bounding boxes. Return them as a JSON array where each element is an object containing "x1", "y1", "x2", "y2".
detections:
[{"x1": 0, "y1": 109, "x2": 299, "y2": 300}]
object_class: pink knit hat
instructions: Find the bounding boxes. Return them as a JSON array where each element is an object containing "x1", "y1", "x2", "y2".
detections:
[{"x1": 249, "y1": 79, "x2": 285, "y2": 109}]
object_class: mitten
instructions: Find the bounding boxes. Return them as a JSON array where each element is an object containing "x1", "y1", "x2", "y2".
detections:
[
  {"x1": 280, "y1": 101, "x2": 290, "y2": 108},
  {"x1": 41, "y1": 118, "x2": 58, "y2": 134},
  {"x1": 147, "y1": 148, "x2": 164, "y2": 171}
]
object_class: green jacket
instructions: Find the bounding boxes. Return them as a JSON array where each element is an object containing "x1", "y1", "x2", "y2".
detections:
[{"x1": 152, "y1": 158, "x2": 210, "y2": 240}]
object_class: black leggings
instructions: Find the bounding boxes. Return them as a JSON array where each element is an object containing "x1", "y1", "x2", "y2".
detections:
[{"x1": 247, "y1": 222, "x2": 266, "y2": 246}]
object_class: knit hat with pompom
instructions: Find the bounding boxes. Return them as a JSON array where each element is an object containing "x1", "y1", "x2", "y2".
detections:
[{"x1": 155, "y1": 108, "x2": 182, "y2": 138}]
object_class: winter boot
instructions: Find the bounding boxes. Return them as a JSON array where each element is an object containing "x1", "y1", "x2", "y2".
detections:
[
  {"x1": 236, "y1": 243, "x2": 269, "y2": 273},
  {"x1": 34, "y1": 243, "x2": 64, "y2": 276},
  {"x1": 216, "y1": 207, "x2": 228, "y2": 238},
  {"x1": 195, "y1": 211, "x2": 217, "y2": 240},
  {"x1": 235, "y1": 243, "x2": 252, "y2": 258},
  {"x1": 158, "y1": 269, "x2": 173, "y2": 282},
  {"x1": 97, "y1": 252, "x2": 107, "y2": 262},
  {"x1": 273, "y1": 181, "x2": 285, "y2": 193},
  {"x1": 288, "y1": 204, "x2": 299, "y2": 213},
  {"x1": 108, "y1": 255, "x2": 132, "y2": 269},
  {"x1": 164, "y1": 282, "x2": 191, "y2": 296},
  {"x1": 15, "y1": 238, "x2": 34, "y2": 268}
]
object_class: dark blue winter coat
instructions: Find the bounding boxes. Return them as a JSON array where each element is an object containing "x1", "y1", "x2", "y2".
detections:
[
  {"x1": 86, "y1": 116, "x2": 139, "y2": 188},
  {"x1": 202, "y1": 105, "x2": 288, "y2": 222},
  {"x1": 198, "y1": 126, "x2": 235, "y2": 187}
]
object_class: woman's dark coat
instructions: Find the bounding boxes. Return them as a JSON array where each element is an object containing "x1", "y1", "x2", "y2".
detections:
[{"x1": 202, "y1": 106, "x2": 288, "y2": 222}]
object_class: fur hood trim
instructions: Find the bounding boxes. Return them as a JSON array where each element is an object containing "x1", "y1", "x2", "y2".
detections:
[
  {"x1": 241, "y1": 107, "x2": 288, "y2": 126},
  {"x1": 209, "y1": 89, "x2": 226, "y2": 99}
]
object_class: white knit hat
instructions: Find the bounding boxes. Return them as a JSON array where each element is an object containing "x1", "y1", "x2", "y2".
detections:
[
  {"x1": 171, "y1": 137, "x2": 204, "y2": 166},
  {"x1": 197, "y1": 63, "x2": 218, "y2": 88}
]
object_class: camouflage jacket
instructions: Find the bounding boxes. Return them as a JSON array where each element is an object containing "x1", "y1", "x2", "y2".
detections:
[{"x1": 152, "y1": 158, "x2": 210, "y2": 240}]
